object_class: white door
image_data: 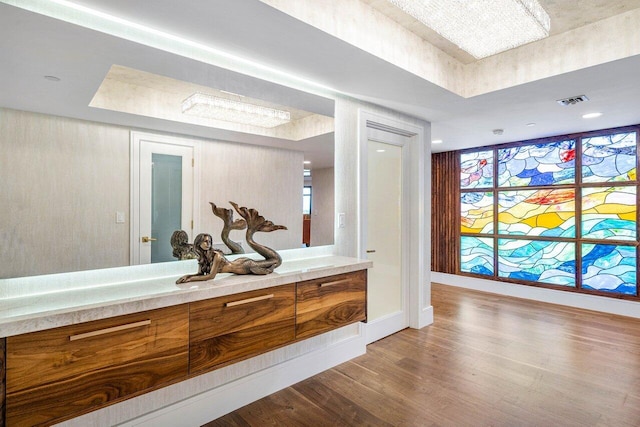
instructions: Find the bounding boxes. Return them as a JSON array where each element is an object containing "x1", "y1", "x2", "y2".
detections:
[
  {"x1": 131, "y1": 133, "x2": 197, "y2": 265},
  {"x1": 364, "y1": 131, "x2": 409, "y2": 343}
]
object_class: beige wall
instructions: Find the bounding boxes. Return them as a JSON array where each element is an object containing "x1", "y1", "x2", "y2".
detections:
[
  {"x1": 0, "y1": 108, "x2": 304, "y2": 278},
  {"x1": 0, "y1": 108, "x2": 131, "y2": 278},
  {"x1": 309, "y1": 167, "x2": 334, "y2": 247},
  {"x1": 197, "y1": 139, "x2": 303, "y2": 253}
]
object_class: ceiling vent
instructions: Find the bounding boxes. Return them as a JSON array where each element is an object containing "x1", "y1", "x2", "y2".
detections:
[{"x1": 557, "y1": 95, "x2": 589, "y2": 106}]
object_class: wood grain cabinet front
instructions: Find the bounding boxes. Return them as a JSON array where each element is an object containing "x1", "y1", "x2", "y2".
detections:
[
  {"x1": 296, "y1": 270, "x2": 367, "y2": 340},
  {"x1": 5, "y1": 304, "x2": 189, "y2": 427},
  {"x1": 189, "y1": 284, "x2": 296, "y2": 375}
]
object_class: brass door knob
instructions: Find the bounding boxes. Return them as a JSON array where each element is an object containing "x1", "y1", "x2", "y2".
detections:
[{"x1": 141, "y1": 236, "x2": 157, "y2": 243}]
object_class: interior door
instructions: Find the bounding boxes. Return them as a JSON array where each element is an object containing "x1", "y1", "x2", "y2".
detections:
[
  {"x1": 138, "y1": 141, "x2": 194, "y2": 264},
  {"x1": 365, "y1": 137, "x2": 407, "y2": 338}
]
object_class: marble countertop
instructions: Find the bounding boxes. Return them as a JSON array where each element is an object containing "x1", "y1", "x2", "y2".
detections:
[{"x1": 0, "y1": 253, "x2": 372, "y2": 337}]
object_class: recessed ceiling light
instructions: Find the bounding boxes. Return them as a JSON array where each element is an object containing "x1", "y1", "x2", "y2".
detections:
[
  {"x1": 303, "y1": 160, "x2": 311, "y2": 164},
  {"x1": 432, "y1": 139, "x2": 443, "y2": 144},
  {"x1": 376, "y1": 149, "x2": 386, "y2": 153},
  {"x1": 387, "y1": 0, "x2": 550, "y2": 59},
  {"x1": 526, "y1": 122, "x2": 536, "y2": 127},
  {"x1": 493, "y1": 129, "x2": 504, "y2": 135},
  {"x1": 182, "y1": 92, "x2": 291, "y2": 128},
  {"x1": 44, "y1": 75, "x2": 60, "y2": 82},
  {"x1": 582, "y1": 112, "x2": 603, "y2": 119}
]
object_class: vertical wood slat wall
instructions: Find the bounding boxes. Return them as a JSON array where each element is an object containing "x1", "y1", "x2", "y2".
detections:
[
  {"x1": 1, "y1": 338, "x2": 5, "y2": 426},
  {"x1": 431, "y1": 151, "x2": 459, "y2": 274}
]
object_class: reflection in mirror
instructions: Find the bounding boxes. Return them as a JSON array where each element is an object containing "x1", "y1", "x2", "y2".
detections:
[
  {"x1": 0, "y1": 79, "x2": 334, "y2": 280},
  {"x1": 0, "y1": 3, "x2": 337, "y2": 280}
]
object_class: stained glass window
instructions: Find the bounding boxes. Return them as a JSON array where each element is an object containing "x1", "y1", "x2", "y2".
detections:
[
  {"x1": 461, "y1": 236, "x2": 494, "y2": 276},
  {"x1": 461, "y1": 192, "x2": 493, "y2": 234},
  {"x1": 461, "y1": 150, "x2": 493, "y2": 189},
  {"x1": 582, "y1": 244, "x2": 636, "y2": 295},
  {"x1": 498, "y1": 239, "x2": 575, "y2": 286},
  {"x1": 458, "y1": 125, "x2": 639, "y2": 300},
  {"x1": 498, "y1": 140, "x2": 576, "y2": 187},
  {"x1": 582, "y1": 132, "x2": 636, "y2": 183},
  {"x1": 498, "y1": 189, "x2": 575, "y2": 237},
  {"x1": 582, "y1": 186, "x2": 636, "y2": 240}
]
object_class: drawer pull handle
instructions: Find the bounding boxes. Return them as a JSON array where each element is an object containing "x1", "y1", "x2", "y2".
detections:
[
  {"x1": 225, "y1": 294, "x2": 274, "y2": 307},
  {"x1": 69, "y1": 319, "x2": 151, "y2": 341},
  {"x1": 319, "y1": 279, "x2": 351, "y2": 288}
]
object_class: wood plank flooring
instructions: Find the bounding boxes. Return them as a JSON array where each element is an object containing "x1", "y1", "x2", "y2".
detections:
[{"x1": 204, "y1": 283, "x2": 640, "y2": 426}]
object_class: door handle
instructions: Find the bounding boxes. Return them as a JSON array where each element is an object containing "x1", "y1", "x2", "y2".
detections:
[{"x1": 141, "y1": 236, "x2": 157, "y2": 243}]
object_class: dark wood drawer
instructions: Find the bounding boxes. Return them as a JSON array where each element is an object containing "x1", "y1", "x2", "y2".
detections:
[
  {"x1": 189, "y1": 284, "x2": 295, "y2": 375},
  {"x1": 296, "y1": 270, "x2": 367, "y2": 340},
  {"x1": 5, "y1": 304, "x2": 189, "y2": 427}
]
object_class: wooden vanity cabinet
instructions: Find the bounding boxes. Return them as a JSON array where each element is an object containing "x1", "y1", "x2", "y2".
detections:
[
  {"x1": 296, "y1": 270, "x2": 367, "y2": 339},
  {"x1": 0, "y1": 268, "x2": 368, "y2": 426},
  {"x1": 5, "y1": 304, "x2": 189, "y2": 427},
  {"x1": 189, "y1": 284, "x2": 296, "y2": 375}
]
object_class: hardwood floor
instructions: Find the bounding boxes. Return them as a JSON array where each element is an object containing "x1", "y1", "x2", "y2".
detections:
[{"x1": 204, "y1": 283, "x2": 640, "y2": 426}]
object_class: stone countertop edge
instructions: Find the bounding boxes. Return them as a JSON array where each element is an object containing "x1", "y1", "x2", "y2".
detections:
[{"x1": 0, "y1": 256, "x2": 372, "y2": 338}]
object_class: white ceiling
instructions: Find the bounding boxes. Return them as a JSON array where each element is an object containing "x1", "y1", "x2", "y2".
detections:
[{"x1": 1, "y1": 0, "x2": 640, "y2": 157}]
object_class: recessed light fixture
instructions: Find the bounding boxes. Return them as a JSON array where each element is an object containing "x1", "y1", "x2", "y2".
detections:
[
  {"x1": 376, "y1": 149, "x2": 386, "y2": 153},
  {"x1": 431, "y1": 139, "x2": 443, "y2": 144},
  {"x1": 526, "y1": 122, "x2": 536, "y2": 127},
  {"x1": 493, "y1": 129, "x2": 504, "y2": 135},
  {"x1": 386, "y1": 0, "x2": 550, "y2": 59},
  {"x1": 582, "y1": 112, "x2": 603, "y2": 119},
  {"x1": 303, "y1": 160, "x2": 311, "y2": 164},
  {"x1": 182, "y1": 92, "x2": 291, "y2": 128},
  {"x1": 44, "y1": 75, "x2": 60, "y2": 82}
]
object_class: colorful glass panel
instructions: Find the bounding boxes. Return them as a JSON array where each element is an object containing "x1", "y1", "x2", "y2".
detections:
[
  {"x1": 581, "y1": 186, "x2": 636, "y2": 240},
  {"x1": 582, "y1": 244, "x2": 637, "y2": 295},
  {"x1": 498, "y1": 189, "x2": 575, "y2": 237},
  {"x1": 497, "y1": 140, "x2": 576, "y2": 187},
  {"x1": 460, "y1": 236, "x2": 494, "y2": 276},
  {"x1": 461, "y1": 192, "x2": 493, "y2": 234},
  {"x1": 461, "y1": 150, "x2": 493, "y2": 189},
  {"x1": 582, "y1": 132, "x2": 637, "y2": 183},
  {"x1": 498, "y1": 239, "x2": 575, "y2": 286}
]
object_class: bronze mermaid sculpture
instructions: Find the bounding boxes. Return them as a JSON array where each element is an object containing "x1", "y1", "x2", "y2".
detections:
[{"x1": 176, "y1": 202, "x2": 287, "y2": 284}]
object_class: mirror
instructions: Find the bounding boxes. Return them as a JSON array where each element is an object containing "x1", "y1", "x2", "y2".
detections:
[{"x1": 0, "y1": 5, "x2": 335, "y2": 280}]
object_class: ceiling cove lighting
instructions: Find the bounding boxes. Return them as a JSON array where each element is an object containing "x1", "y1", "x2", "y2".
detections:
[
  {"x1": 182, "y1": 93, "x2": 291, "y2": 128},
  {"x1": 6, "y1": 0, "x2": 337, "y2": 99},
  {"x1": 386, "y1": 0, "x2": 551, "y2": 59}
]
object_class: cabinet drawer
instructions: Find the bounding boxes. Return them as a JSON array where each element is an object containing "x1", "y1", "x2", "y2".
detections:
[
  {"x1": 189, "y1": 284, "x2": 295, "y2": 375},
  {"x1": 5, "y1": 304, "x2": 189, "y2": 427},
  {"x1": 296, "y1": 270, "x2": 367, "y2": 340}
]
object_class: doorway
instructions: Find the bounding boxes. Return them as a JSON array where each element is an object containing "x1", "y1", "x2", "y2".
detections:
[
  {"x1": 366, "y1": 139, "x2": 404, "y2": 321},
  {"x1": 358, "y1": 110, "x2": 431, "y2": 343},
  {"x1": 131, "y1": 132, "x2": 200, "y2": 265},
  {"x1": 363, "y1": 128, "x2": 410, "y2": 342}
]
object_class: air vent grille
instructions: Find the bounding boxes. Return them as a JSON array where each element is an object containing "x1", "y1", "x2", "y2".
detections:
[{"x1": 557, "y1": 95, "x2": 589, "y2": 106}]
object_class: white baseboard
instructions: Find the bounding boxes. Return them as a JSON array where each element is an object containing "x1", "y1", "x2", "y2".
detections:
[
  {"x1": 432, "y1": 271, "x2": 640, "y2": 319},
  {"x1": 365, "y1": 311, "x2": 407, "y2": 344},
  {"x1": 418, "y1": 305, "x2": 433, "y2": 329},
  {"x1": 118, "y1": 327, "x2": 367, "y2": 427}
]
